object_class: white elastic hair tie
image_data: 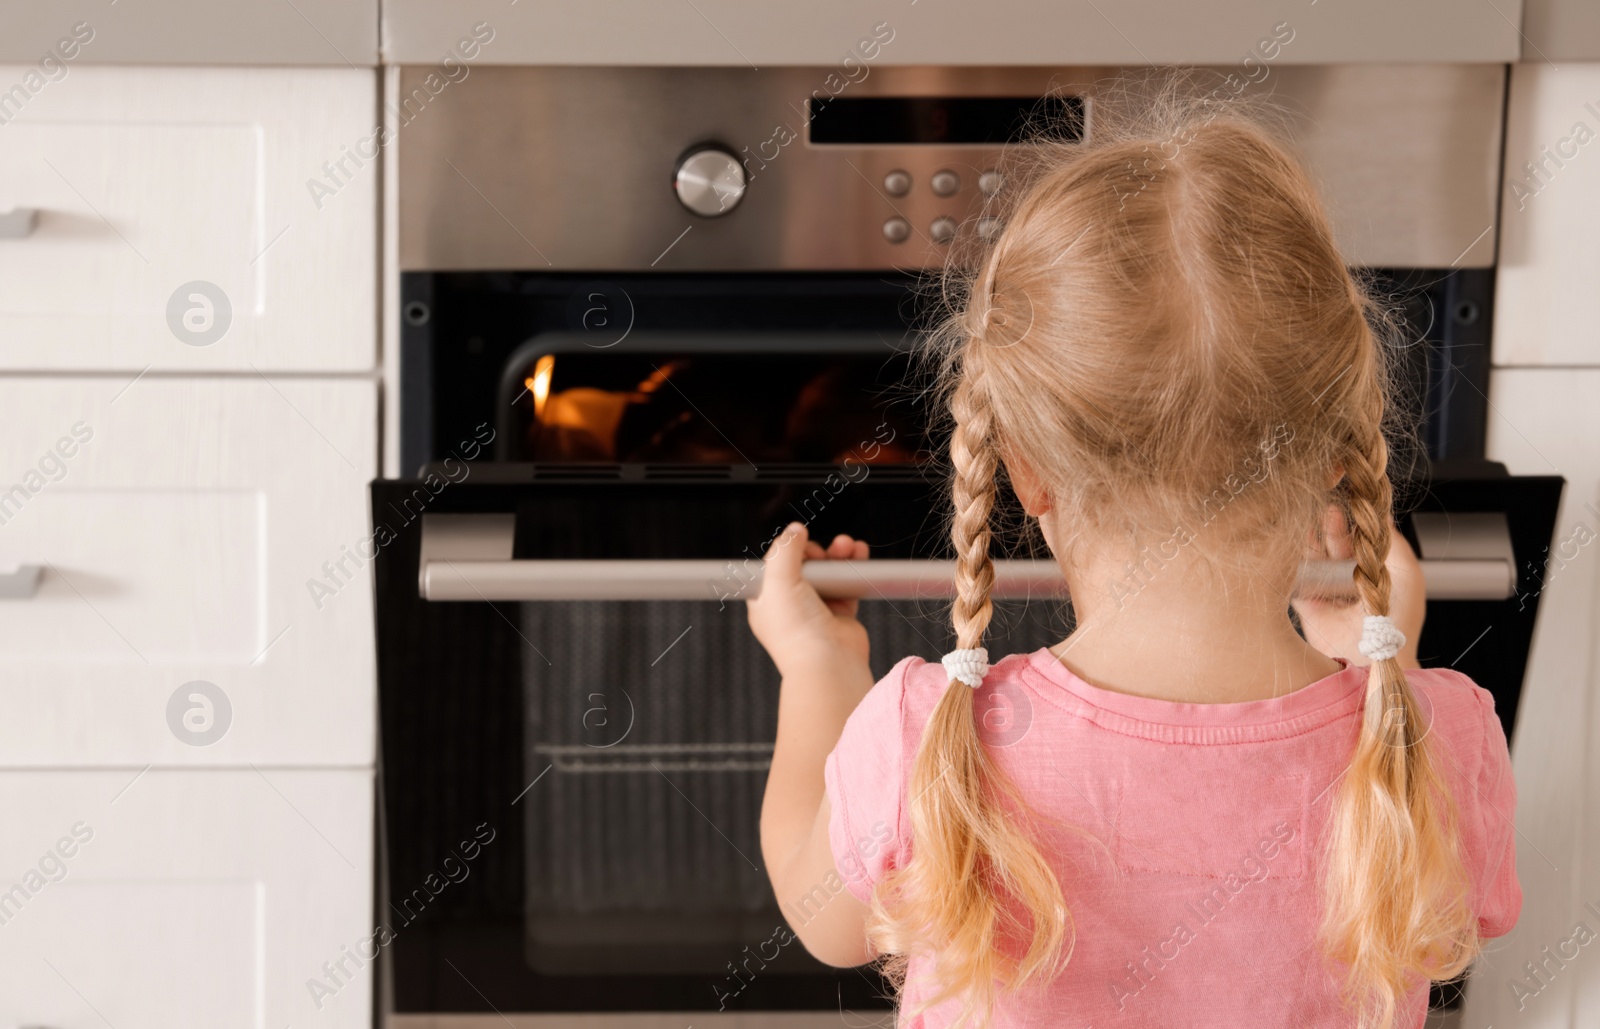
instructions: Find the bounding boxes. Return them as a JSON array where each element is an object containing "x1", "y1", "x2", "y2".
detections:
[
  {"x1": 942, "y1": 648, "x2": 990, "y2": 688},
  {"x1": 1358, "y1": 615, "x2": 1406, "y2": 663}
]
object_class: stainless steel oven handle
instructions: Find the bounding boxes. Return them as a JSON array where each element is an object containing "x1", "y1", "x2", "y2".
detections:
[
  {"x1": 417, "y1": 513, "x2": 1517, "y2": 602},
  {"x1": 423, "y1": 558, "x2": 1064, "y2": 602},
  {"x1": 420, "y1": 557, "x2": 1514, "y2": 603}
]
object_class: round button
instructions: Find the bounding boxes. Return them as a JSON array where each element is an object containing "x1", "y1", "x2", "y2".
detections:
[
  {"x1": 674, "y1": 146, "x2": 747, "y2": 217},
  {"x1": 882, "y1": 217, "x2": 911, "y2": 244},
  {"x1": 930, "y1": 217, "x2": 957, "y2": 243},
  {"x1": 930, "y1": 169, "x2": 961, "y2": 196},
  {"x1": 978, "y1": 217, "x2": 1004, "y2": 241},
  {"x1": 979, "y1": 170, "x2": 1003, "y2": 196},
  {"x1": 883, "y1": 170, "x2": 912, "y2": 196}
]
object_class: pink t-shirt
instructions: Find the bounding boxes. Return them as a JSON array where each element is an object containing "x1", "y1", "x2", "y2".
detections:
[{"x1": 824, "y1": 649, "x2": 1520, "y2": 1028}]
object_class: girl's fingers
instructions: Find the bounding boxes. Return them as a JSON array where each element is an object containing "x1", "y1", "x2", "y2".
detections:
[
  {"x1": 1319, "y1": 503, "x2": 1353, "y2": 560},
  {"x1": 813, "y1": 535, "x2": 865, "y2": 615},
  {"x1": 761, "y1": 522, "x2": 809, "y2": 586}
]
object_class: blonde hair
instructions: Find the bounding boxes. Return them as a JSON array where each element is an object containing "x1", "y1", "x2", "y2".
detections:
[{"x1": 869, "y1": 83, "x2": 1479, "y2": 1028}]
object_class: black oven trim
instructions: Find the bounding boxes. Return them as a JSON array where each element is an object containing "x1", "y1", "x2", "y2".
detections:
[{"x1": 397, "y1": 268, "x2": 1496, "y2": 477}]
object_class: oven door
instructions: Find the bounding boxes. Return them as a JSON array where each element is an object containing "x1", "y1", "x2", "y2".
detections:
[
  {"x1": 373, "y1": 462, "x2": 1559, "y2": 1025},
  {"x1": 373, "y1": 470, "x2": 1068, "y2": 1025}
]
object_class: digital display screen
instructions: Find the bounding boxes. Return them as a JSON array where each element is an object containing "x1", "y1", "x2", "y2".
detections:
[{"x1": 807, "y1": 95, "x2": 1083, "y2": 145}]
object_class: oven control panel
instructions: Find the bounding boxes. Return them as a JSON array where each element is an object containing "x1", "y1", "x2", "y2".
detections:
[
  {"x1": 872, "y1": 164, "x2": 1006, "y2": 246},
  {"x1": 398, "y1": 66, "x2": 1100, "y2": 271},
  {"x1": 396, "y1": 64, "x2": 1505, "y2": 273}
]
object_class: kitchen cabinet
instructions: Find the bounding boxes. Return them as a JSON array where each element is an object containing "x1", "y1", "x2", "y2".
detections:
[
  {"x1": 381, "y1": 0, "x2": 1519, "y2": 65},
  {"x1": 1494, "y1": 63, "x2": 1600, "y2": 367},
  {"x1": 0, "y1": 376, "x2": 377, "y2": 766},
  {"x1": 0, "y1": 66, "x2": 376, "y2": 371},
  {"x1": 1461, "y1": 368, "x2": 1600, "y2": 1029},
  {"x1": 1523, "y1": 0, "x2": 1600, "y2": 61},
  {"x1": 0, "y1": 0, "x2": 379, "y2": 66},
  {"x1": 0, "y1": 768, "x2": 373, "y2": 1029}
]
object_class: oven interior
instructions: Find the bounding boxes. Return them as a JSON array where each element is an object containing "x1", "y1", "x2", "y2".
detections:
[{"x1": 502, "y1": 347, "x2": 927, "y2": 466}]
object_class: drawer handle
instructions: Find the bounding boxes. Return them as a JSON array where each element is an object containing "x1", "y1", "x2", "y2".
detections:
[
  {"x1": 0, "y1": 565, "x2": 43, "y2": 599},
  {"x1": 416, "y1": 515, "x2": 1516, "y2": 603},
  {"x1": 0, "y1": 207, "x2": 39, "y2": 239}
]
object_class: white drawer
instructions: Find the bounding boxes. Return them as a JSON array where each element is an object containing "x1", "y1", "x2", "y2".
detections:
[
  {"x1": 0, "y1": 375, "x2": 376, "y2": 765},
  {"x1": 0, "y1": 768, "x2": 372, "y2": 1029},
  {"x1": 0, "y1": 65, "x2": 375, "y2": 372}
]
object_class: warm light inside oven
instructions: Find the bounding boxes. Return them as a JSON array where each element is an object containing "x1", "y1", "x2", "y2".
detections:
[
  {"x1": 513, "y1": 354, "x2": 917, "y2": 463},
  {"x1": 528, "y1": 354, "x2": 556, "y2": 420}
]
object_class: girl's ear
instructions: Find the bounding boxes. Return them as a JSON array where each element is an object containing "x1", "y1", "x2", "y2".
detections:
[
  {"x1": 1003, "y1": 452, "x2": 1052, "y2": 517},
  {"x1": 1327, "y1": 462, "x2": 1346, "y2": 489}
]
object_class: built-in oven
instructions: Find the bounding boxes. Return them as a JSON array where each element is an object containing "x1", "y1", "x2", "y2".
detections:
[{"x1": 374, "y1": 66, "x2": 1562, "y2": 1026}]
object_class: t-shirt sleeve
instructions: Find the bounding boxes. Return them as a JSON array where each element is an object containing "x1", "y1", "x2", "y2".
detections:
[
  {"x1": 1470, "y1": 686, "x2": 1520, "y2": 939},
  {"x1": 823, "y1": 657, "x2": 917, "y2": 904}
]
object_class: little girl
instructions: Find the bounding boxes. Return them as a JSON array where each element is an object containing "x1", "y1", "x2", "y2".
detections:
[{"x1": 747, "y1": 98, "x2": 1519, "y2": 1028}]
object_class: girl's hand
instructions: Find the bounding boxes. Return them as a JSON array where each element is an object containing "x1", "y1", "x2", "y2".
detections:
[
  {"x1": 746, "y1": 522, "x2": 871, "y2": 679},
  {"x1": 752, "y1": 523, "x2": 877, "y2": 969},
  {"x1": 1292, "y1": 506, "x2": 1425, "y2": 669}
]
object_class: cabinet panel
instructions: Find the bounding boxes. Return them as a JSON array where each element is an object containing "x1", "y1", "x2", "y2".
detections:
[
  {"x1": 1494, "y1": 64, "x2": 1600, "y2": 366},
  {"x1": 0, "y1": 376, "x2": 377, "y2": 766},
  {"x1": 0, "y1": 769, "x2": 372, "y2": 1029},
  {"x1": 382, "y1": 0, "x2": 1520, "y2": 65},
  {"x1": 1523, "y1": 0, "x2": 1600, "y2": 61},
  {"x1": 0, "y1": 1, "x2": 378, "y2": 65},
  {"x1": 1463, "y1": 369, "x2": 1600, "y2": 1028},
  {"x1": 0, "y1": 66, "x2": 376, "y2": 371}
]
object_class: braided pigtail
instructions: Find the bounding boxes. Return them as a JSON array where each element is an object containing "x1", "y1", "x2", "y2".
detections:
[
  {"x1": 871, "y1": 349, "x2": 1069, "y2": 1027},
  {"x1": 1319, "y1": 420, "x2": 1478, "y2": 1028}
]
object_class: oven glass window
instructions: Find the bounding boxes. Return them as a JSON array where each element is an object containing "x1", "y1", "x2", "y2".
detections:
[
  {"x1": 520, "y1": 597, "x2": 1069, "y2": 976},
  {"x1": 507, "y1": 352, "x2": 927, "y2": 464}
]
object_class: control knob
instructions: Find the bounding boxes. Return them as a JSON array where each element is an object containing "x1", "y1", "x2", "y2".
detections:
[{"x1": 674, "y1": 146, "x2": 747, "y2": 217}]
